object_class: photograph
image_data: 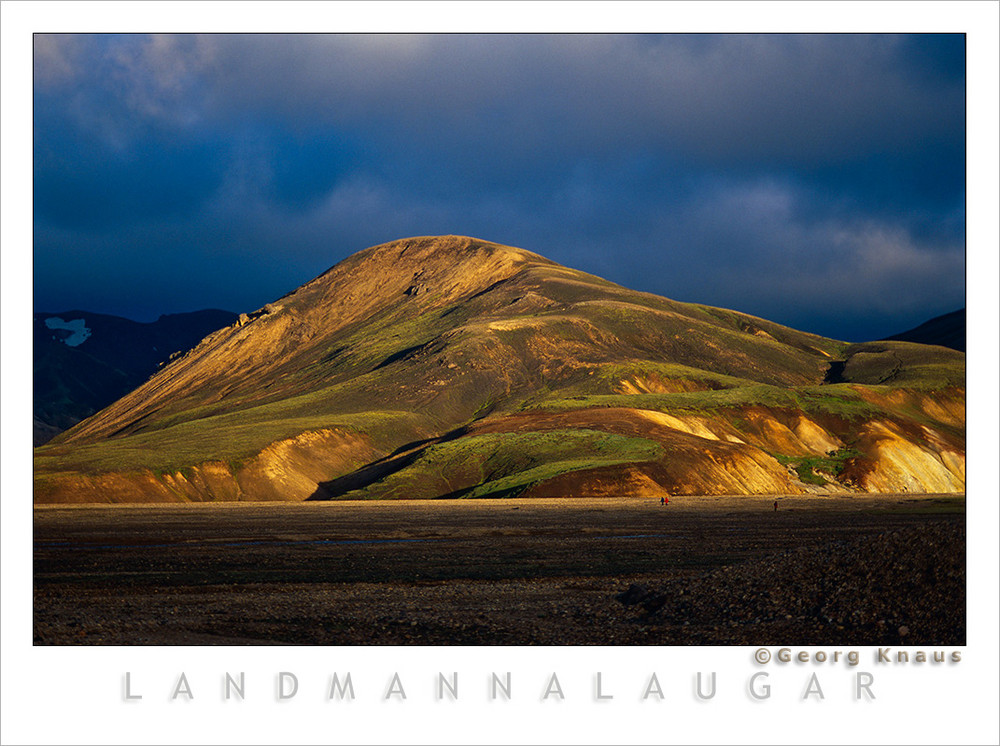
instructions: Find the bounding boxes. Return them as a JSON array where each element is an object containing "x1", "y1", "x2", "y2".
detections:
[{"x1": 31, "y1": 31, "x2": 967, "y2": 648}]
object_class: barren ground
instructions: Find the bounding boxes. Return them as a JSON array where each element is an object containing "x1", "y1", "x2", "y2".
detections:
[{"x1": 33, "y1": 494, "x2": 964, "y2": 645}]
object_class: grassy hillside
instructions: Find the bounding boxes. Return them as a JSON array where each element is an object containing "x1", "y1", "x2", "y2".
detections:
[{"x1": 34, "y1": 236, "x2": 965, "y2": 502}]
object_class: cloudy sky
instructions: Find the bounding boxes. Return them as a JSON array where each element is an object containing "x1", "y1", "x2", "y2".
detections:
[{"x1": 33, "y1": 33, "x2": 965, "y2": 342}]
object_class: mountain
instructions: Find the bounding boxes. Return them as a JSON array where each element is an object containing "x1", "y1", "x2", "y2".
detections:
[
  {"x1": 33, "y1": 309, "x2": 238, "y2": 445},
  {"x1": 881, "y1": 309, "x2": 965, "y2": 352},
  {"x1": 34, "y1": 236, "x2": 965, "y2": 503}
]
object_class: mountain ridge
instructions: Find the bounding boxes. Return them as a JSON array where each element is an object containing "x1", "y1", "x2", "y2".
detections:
[
  {"x1": 35, "y1": 235, "x2": 964, "y2": 503},
  {"x1": 33, "y1": 308, "x2": 238, "y2": 445},
  {"x1": 882, "y1": 308, "x2": 965, "y2": 352}
]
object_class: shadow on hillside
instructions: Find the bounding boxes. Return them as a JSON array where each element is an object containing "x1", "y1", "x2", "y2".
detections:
[
  {"x1": 307, "y1": 425, "x2": 469, "y2": 500},
  {"x1": 823, "y1": 360, "x2": 847, "y2": 384}
]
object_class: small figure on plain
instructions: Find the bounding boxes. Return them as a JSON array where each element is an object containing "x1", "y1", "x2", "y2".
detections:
[
  {"x1": 660, "y1": 496, "x2": 665, "y2": 506},
  {"x1": 773, "y1": 500, "x2": 778, "y2": 512}
]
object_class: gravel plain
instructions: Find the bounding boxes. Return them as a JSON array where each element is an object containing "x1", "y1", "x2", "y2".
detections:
[{"x1": 33, "y1": 495, "x2": 964, "y2": 645}]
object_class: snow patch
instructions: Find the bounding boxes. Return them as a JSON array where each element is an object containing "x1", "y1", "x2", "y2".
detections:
[{"x1": 44, "y1": 317, "x2": 92, "y2": 347}]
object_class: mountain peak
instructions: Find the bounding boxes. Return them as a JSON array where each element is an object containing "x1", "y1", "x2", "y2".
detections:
[
  {"x1": 276, "y1": 235, "x2": 554, "y2": 327},
  {"x1": 329, "y1": 234, "x2": 547, "y2": 273},
  {"x1": 361, "y1": 234, "x2": 536, "y2": 259},
  {"x1": 307, "y1": 235, "x2": 550, "y2": 296},
  {"x1": 366, "y1": 234, "x2": 543, "y2": 260}
]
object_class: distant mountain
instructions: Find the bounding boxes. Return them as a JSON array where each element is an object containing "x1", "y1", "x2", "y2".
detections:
[
  {"x1": 35, "y1": 236, "x2": 964, "y2": 503},
  {"x1": 33, "y1": 309, "x2": 238, "y2": 444},
  {"x1": 881, "y1": 309, "x2": 965, "y2": 352}
]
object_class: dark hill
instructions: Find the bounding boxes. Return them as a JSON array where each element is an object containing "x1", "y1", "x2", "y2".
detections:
[
  {"x1": 881, "y1": 309, "x2": 965, "y2": 352},
  {"x1": 34, "y1": 236, "x2": 965, "y2": 502},
  {"x1": 34, "y1": 309, "x2": 237, "y2": 444}
]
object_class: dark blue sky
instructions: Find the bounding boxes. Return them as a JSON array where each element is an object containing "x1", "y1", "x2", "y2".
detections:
[{"x1": 33, "y1": 33, "x2": 965, "y2": 342}]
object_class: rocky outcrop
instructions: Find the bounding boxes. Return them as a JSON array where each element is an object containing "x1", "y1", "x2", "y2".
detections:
[
  {"x1": 34, "y1": 428, "x2": 382, "y2": 504},
  {"x1": 844, "y1": 421, "x2": 965, "y2": 493}
]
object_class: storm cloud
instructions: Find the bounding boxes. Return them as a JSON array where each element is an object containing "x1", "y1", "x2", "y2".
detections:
[{"x1": 33, "y1": 33, "x2": 965, "y2": 340}]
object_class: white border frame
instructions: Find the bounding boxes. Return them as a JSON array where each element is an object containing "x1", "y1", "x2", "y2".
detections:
[{"x1": 3, "y1": 4, "x2": 998, "y2": 744}]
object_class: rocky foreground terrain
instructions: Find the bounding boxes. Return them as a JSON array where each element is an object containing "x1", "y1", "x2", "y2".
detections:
[
  {"x1": 613, "y1": 519, "x2": 964, "y2": 646},
  {"x1": 34, "y1": 497, "x2": 963, "y2": 645}
]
